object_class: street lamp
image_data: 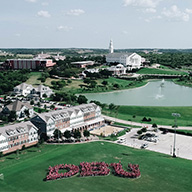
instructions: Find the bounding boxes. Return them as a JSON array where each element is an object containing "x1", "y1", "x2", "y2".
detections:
[{"x1": 172, "y1": 113, "x2": 181, "y2": 158}]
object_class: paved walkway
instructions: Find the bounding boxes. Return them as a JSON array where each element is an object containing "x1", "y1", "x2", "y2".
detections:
[{"x1": 102, "y1": 115, "x2": 192, "y2": 130}]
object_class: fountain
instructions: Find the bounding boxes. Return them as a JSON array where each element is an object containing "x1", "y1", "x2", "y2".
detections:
[{"x1": 155, "y1": 79, "x2": 165, "y2": 99}]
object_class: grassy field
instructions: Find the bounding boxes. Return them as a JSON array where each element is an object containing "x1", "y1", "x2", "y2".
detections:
[
  {"x1": 103, "y1": 106, "x2": 192, "y2": 127},
  {"x1": 0, "y1": 142, "x2": 192, "y2": 192},
  {"x1": 25, "y1": 73, "x2": 147, "y2": 94},
  {"x1": 25, "y1": 72, "x2": 42, "y2": 86},
  {"x1": 136, "y1": 68, "x2": 187, "y2": 75}
]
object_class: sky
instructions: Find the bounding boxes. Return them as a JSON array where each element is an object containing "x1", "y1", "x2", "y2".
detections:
[{"x1": 1, "y1": 0, "x2": 192, "y2": 49}]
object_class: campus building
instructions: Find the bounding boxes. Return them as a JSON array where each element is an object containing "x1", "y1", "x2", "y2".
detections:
[
  {"x1": 13, "y1": 83, "x2": 54, "y2": 98},
  {"x1": 0, "y1": 121, "x2": 38, "y2": 154},
  {"x1": 106, "y1": 40, "x2": 143, "y2": 70},
  {"x1": 2, "y1": 100, "x2": 34, "y2": 121},
  {"x1": 31, "y1": 103, "x2": 105, "y2": 137},
  {"x1": 106, "y1": 52, "x2": 142, "y2": 70},
  {"x1": 4, "y1": 59, "x2": 56, "y2": 70},
  {"x1": 71, "y1": 61, "x2": 95, "y2": 68}
]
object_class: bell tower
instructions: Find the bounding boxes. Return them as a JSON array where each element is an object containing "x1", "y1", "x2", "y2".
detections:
[{"x1": 109, "y1": 39, "x2": 114, "y2": 53}]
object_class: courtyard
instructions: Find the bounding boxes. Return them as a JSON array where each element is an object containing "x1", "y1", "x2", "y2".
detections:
[{"x1": 90, "y1": 125, "x2": 124, "y2": 137}]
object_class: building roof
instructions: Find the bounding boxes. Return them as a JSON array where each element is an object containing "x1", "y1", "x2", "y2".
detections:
[
  {"x1": 15, "y1": 83, "x2": 34, "y2": 91},
  {"x1": 71, "y1": 61, "x2": 94, "y2": 65},
  {"x1": 34, "y1": 103, "x2": 99, "y2": 122},
  {"x1": 35, "y1": 84, "x2": 52, "y2": 92},
  {"x1": 5, "y1": 100, "x2": 33, "y2": 112},
  {"x1": 106, "y1": 52, "x2": 134, "y2": 58},
  {"x1": 0, "y1": 121, "x2": 37, "y2": 137}
]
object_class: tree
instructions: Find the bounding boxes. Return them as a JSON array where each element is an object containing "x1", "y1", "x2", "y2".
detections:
[
  {"x1": 89, "y1": 80, "x2": 97, "y2": 88},
  {"x1": 21, "y1": 145, "x2": 26, "y2": 151},
  {"x1": 30, "y1": 100, "x2": 34, "y2": 105},
  {"x1": 102, "y1": 80, "x2": 108, "y2": 86},
  {"x1": 42, "y1": 93, "x2": 47, "y2": 98},
  {"x1": 50, "y1": 104, "x2": 55, "y2": 110},
  {"x1": 73, "y1": 129, "x2": 81, "y2": 140},
  {"x1": 142, "y1": 117, "x2": 148, "y2": 122},
  {"x1": 152, "y1": 123, "x2": 157, "y2": 128},
  {"x1": 37, "y1": 102, "x2": 41, "y2": 107},
  {"x1": 77, "y1": 95, "x2": 88, "y2": 104},
  {"x1": 137, "y1": 130, "x2": 142, "y2": 135},
  {"x1": 8, "y1": 111, "x2": 16, "y2": 122},
  {"x1": 113, "y1": 83, "x2": 120, "y2": 89},
  {"x1": 109, "y1": 103, "x2": 115, "y2": 110},
  {"x1": 64, "y1": 130, "x2": 71, "y2": 140},
  {"x1": 53, "y1": 129, "x2": 62, "y2": 140},
  {"x1": 0, "y1": 151, "x2": 3, "y2": 158},
  {"x1": 141, "y1": 127, "x2": 147, "y2": 132},
  {"x1": 83, "y1": 130, "x2": 90, "y2": 138}
]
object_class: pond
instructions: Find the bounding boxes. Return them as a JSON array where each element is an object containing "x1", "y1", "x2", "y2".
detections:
[{"x1": 83, "y1": 80, "x2": 192, "y2": 106}]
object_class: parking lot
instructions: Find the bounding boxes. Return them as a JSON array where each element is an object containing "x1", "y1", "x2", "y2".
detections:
[{"x1": 116, "y1": 128, "x2": 192, "y2": 160}]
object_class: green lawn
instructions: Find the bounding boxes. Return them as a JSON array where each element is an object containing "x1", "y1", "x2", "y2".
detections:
[
  {"x1": 0, "y1": 142, "x2": 192, "y2": 192},
  {"x1": 103, "y1": 106, "x2": 192, "y2": 127},
  {"x1": 137, "y1": 68, "x2": 187, "y2": 75},
  {"x1": 25, "y1": 72, "x2": 42, "y2": 86}
]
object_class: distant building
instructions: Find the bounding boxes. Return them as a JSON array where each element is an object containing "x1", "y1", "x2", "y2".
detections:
[
  {"x1": 14, "y1": 83, "x2": 34, "y2": 97},
  {"x1": 34, "y1": 84, "x2": 54, "y2": 98},
  {"x1": 0, "y1": 121, "x2": 38, "y2": 154},
  {"x1": 2, "y1": 100, "x2": 34, "y2": 120},
  {"x1": 31, "y1": 103, "x2": 104, "y2": 138},
  {"x1": 13, "y1": 83, "x2": 54, "y2": 98},
  {"x1": 71, "y1": 61, "x2": 95, "y2": 68},
  {"x1": 106, "y1": 52, "x2": 142, "y2": 70},
  {"x1": 106, "y1": 40, "x2": 143, "y2": 70},
  {"x1": 35, "y1": 52, "x2": 66, "y2": 61},
  {"x1": 5, "y1": 59, "x2": 56, "y2": 70},
  {"x1": 107, "y1": 64, "x2": 126, "y2": 76}
]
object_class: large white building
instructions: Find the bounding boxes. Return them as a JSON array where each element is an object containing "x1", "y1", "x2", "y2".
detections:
[
  {"x1": 106, "y1": 52, "x2": 142, "y2": 70},
  {"x1": 31, "y1": 103, "x2": 105, "y2": 138},
  {"x1": 106, "y1": 40, "x2": 142, "y2": 70},
  {"x1": 0, "y1": 121, "x2": 38, "y2": 154}
]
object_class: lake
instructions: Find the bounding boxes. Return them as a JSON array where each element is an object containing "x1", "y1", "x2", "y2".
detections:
[{"x1": 83, "y1": 80, "x2": 192, "y2": 106}]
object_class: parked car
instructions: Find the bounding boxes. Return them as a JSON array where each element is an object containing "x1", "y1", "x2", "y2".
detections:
[{"x1": 140, "y1": 143, "x2": 148, "y2": 149}]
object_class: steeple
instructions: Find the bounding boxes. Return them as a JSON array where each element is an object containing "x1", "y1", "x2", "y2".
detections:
[{"x1": 109, "y1": 39, "x2": 114, "y2": 53}]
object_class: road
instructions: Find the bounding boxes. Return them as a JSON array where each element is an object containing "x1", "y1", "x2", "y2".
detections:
[{"x1": 102, "y1": 115, "x2": 192, "y2": 130}]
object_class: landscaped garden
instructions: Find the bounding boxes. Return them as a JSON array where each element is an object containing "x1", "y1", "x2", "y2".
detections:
[{"x1": 0, "y1": 142, "x2": 192, "y2": 192}]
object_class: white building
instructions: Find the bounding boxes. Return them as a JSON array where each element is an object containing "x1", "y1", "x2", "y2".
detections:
[
  {"x1": 107, "y1": 64, "x2": 127, "y2": 76},
  {"x1": 2, "y1": 100, "x2": 34, "y2": 120},
  {"x1": 13, "y1": 83, "x2": 54, "y2": 98},
  {"x1": 35, "y1": 84, "x2": 54, "y2": 98},
  {"x1": 106, "y1": 52, "x2": 142, "y2": 70},
  {"x1": 14, "y1": 83, "x2": 34, "y2": 97},
  {"x1": 0, "y1": 121, "x2": 38, "y2": 154},
  {"x1": 31, "y1": 103, "x2": 105, "y2": 138},
  {"x1": 106, "y1": 40, "x2": 142, "y2": 70}
]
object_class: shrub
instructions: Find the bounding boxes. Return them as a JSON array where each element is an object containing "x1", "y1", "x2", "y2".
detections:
[
  {"x1": 137, "y1": 130, "x2": 142, "y2": 135},
  {"x1": 141, "y1": 127, "x2": 147, "y2": 132}
]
